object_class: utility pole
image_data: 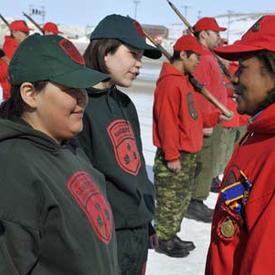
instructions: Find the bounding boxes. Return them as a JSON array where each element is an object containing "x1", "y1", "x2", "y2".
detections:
[
  {"x1": 182, "y1": 3, "x2": 191, "y2": 19},
  {"x1": 198, "y1": 10, "x2": 201, "y2": 19},
  {"x1": 29, "y1": 4, "x2": 46, "y2": 24},
  {"x1": 133, "y1": 0, "x2": 141, "y2": 20},
  {"x1": 226, "y1": 10, "x2": 234, "y2": 41}
]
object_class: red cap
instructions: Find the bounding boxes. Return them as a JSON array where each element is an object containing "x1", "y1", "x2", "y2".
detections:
[
  {"x1": 215, "y1": 15, "x2": 275, "y2": 61},
  {"x1": 42, "y1": 22, "x2": 63, "y2": 34},
  {"x1": 10, "y1": 20, "x2": 32, "y2": 33},
  {"x1": 193, "y1": 17, "x2": 226, "y2": 32},
  {"x1": 174, "y1": 35, "x2": 204, "y2": 55}
]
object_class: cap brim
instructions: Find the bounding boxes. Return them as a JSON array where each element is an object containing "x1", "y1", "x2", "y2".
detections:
[
  {"x1": 124, "y1": 38, "x2": 162, "y2": 59},
  {"x1": 214, "y1": 42, "x2": 261, "y2": 61},
  {"x1": 50, "y1": 68, "x2": 110, "y2": 89}
]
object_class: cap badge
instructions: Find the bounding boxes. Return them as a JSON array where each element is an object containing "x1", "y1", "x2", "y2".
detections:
[
  {"x1": 133, "y1": 21, "x2": 145, "y2": 38},
  {"x1": 59, "y1": 39, "x2": 85, "y2": 65}
]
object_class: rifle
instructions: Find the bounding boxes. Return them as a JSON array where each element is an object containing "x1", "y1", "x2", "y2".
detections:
[
  {"x1": 23, "y1": 12, "x2": 44, "y2": 34},
  {"x1": 0, "y1": 14, "x2": 10, "y2": 29},
  {"x1": 166, "y1": 0, "x2": 233, "y2": 81},
  {"x1": 143, "y1": 30, "x2": 233, "y2": 119}
]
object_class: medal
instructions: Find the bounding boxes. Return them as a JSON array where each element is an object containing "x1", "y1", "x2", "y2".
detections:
[{"x1": 220, "y1": 218, "x2": 235, "y2": 238}]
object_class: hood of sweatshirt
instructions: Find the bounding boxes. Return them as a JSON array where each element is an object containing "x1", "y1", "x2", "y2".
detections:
[
  {"x1": 0, "y1": 118, "x2": 62, "y2": 152},
  {"x1": 157, "y1": 62, "x2": 184, "y2": 85}
]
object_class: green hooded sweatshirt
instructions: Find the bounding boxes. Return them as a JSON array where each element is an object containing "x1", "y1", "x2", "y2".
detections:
[
  {"x1": 0, "y1": 118, "x2": 119, "y2": 275},
  {"x1": 77, "y1": 86, "x2": 155, "y2": 230}
]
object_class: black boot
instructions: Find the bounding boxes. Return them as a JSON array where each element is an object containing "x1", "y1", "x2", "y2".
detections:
[
  {"x1": 155, "y1": 238, "x2": 190, "y2": 258},
  {"x1": 186, "y1": 199, "x2": 213, "y2": 223},
  {"x1": 210, "y1": 176, "x2": 221, "y2": 193},
  {"x1": 174, "y1": 235, "x2": 195, "y2": 251}
]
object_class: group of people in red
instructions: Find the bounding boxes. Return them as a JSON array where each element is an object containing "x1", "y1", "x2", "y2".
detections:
[
  {"x1": 152, "y1": 16, "x2": 250, "y2": 259},
  {"x1": 0, "y1": 20, "x2": 62, "y2": 100}
]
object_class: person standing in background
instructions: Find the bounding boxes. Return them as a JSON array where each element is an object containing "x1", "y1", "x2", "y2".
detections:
[
  {"x1": 42, "y1": 22, "x2": 63, "y2": 35},
  {"x1": 0, "y1": 20, "x2": 31, "y2": 100},
  {"x1": 186, "y1": 17, "x2": 229, "y2": 222},
  {"x1": 153, "y1": 35, "x2": 204, "y2": 258}
]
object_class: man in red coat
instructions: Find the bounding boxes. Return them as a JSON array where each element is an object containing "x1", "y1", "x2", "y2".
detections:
[
  {"x1": 0, "y1": 20, "x2": 31, "y2": 100},
  {"x1": 186, "y1": 17, "x2": 229, "y2": 222},
  {"x1": 153, "y1": 35, "x2": 204, "y2": 257},
  {"x1": 206, "y1": 15, "x2": 275, "y2": 275}
]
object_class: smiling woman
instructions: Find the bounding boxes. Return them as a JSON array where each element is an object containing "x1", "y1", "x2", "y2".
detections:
[
  {"x1": 206, "y1": 15, "x2": 275, "y2": 275},
  {"x1": 0, "y1": 34, "x2": 120, "y2": 275}
]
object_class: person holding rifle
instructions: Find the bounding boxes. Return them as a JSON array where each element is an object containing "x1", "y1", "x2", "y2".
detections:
[
  {"x1": 206, "y1": 15, "x2": 275, "y2": 275},
  {"x1": 0, "y1": 19, "x2": 32, "y2": 100},
  {"x1": 186, "y1": 17, "x2": 229, "y2": 223},
  {"x1": 152, "y1": 34, "x2": 204, "y2": 257},
  {"x1": 77, "y1": 14, "x2": 161, "y2": 275}
]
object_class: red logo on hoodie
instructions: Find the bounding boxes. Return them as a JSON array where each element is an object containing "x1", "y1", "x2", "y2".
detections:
[
  {"x1": 67, "y1": 171, "x2": 112, "y2": 244},
  {"x1": 107, "y1": 119, "x2": 141, "y2": 175}
]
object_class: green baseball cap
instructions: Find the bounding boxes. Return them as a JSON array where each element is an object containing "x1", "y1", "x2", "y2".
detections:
[
  {"x1": 90, "y1": 14, "x2": 162, "y2": 59},
  {"x1": 9, "y1": 34, "x2": 109, "y2": 88}
]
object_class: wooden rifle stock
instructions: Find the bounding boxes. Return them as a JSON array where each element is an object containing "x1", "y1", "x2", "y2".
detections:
[
  {"x1": 143, "y1": 30, "x2": 233, "y2": 119},
  {"x1": 189, "y1": 76, "x2": 232, "y2": 118}
]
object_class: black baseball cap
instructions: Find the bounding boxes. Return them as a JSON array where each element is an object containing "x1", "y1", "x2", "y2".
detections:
[
  {"x1": 90, "y1": 14, "x2": 162, "y2": 59},
  {"x1": 9, "y1": 34, "x2": 109, "y2": 88}
]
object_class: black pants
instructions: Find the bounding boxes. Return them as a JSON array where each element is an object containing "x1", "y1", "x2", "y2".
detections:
[{"x1": 116, "y1": 225, "x2": 148, "y2": 275}]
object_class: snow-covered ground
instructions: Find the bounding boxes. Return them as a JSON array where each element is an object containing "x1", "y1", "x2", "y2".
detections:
[{"x1": 126, "y1": 88, "x2": 218, "y2": 275}]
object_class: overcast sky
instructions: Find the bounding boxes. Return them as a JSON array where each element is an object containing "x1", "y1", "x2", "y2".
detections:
[{"x1": 1, "y1": 0, "x2": 275, "y2": 27}]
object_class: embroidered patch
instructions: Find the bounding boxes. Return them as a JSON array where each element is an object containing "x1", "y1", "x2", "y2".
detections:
[
  {"x1": 133, "y1": 21, "x2": 145, "y2": 38},
  {"x1": 222, "y1": 165, "x2": 240, "y2": 187},
  {"x1": 67, "y1": 171, "x2": 112, "y2": 244},
  {"x1": 187, "y1": 92, "x2": 198, "y2": 120},
  {"x1": 107, "y1": 119, "x2": 141, "y2": 175},
  {"x1": 59, "y1": 39, "x2": 85, "y2": 65}
]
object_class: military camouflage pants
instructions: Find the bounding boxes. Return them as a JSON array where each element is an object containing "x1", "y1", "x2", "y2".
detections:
[{"x1": 153, "y1": 149, "x2": 197, "y2": 240}]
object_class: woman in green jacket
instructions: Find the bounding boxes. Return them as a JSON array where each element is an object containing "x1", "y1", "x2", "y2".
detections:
[{"x1": 0, "y1": 34, "x2": 119, "y2": 275}]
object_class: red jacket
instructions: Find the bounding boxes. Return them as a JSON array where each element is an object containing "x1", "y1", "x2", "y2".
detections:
[
  {"x1": 153, "y1": 62, "x2": 203, "y2": 161},
  {"x1": 0, "y1": 36, "x2": 18, "y2": 100},
  {"x1": 3, "y1": 36, "x2": 18, "y2": 59},
  {"x1": 193, "y1": 47, "x2": 227, "y2": 128},
  {"x1": 206, "y1": 103, "x2": 275, "y2": 275}
]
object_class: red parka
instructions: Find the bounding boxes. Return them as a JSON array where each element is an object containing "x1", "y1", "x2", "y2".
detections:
[
  {"x1": 193, "y1": 46, "x2": 227, "y2": 128},
  {"x1": 0, "y1": 36, "x2": 18, "y2": 100},
  {"x1": 206, "y1": 103, "x2": 275, "y2": 275},
  {"x1": 153, "y1": 62, "x2": 203, "y2": 161}
]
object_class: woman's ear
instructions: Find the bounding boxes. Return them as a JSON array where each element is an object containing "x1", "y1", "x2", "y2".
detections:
[{"x1": 20, "y1": 82, "x2": 39, "y2": 108}]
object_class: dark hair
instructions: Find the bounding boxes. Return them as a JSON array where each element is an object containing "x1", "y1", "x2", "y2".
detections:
[
  {"x1": 0, "y1": 81, "x2": 48, "y2": 119},
  {"x1": 248, "y1": 50, "x2": 275, "y2": 113},
  {"x1": 170, "y1": 50, "x2": 195, "y2": 63},
  {"x1": 83, "y1": 39, "x2": 122, "y2": 73}
]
